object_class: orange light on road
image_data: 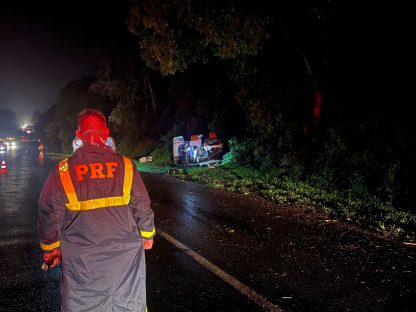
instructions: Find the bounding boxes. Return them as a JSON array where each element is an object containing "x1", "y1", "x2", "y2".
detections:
[{"x1": 39, "y1": 151, "x2": 44, "y2": 165}]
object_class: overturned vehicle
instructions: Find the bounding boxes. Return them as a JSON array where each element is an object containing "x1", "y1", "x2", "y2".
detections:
[{"x1": 173, "y1": 133, "x2": 224, "y2": 166}]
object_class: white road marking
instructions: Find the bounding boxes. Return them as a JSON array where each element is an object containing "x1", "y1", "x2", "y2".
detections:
[{"x1": 158, "y1": 229, "x2": 285, "y2": 312}]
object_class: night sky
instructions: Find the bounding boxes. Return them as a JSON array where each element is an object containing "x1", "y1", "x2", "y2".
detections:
[
  {"x1": 0, "y1": 1, "x2": 128, "y2": 124},
  {"x1": 1, "y1": 1, "x2": 415, "y2": 124}
]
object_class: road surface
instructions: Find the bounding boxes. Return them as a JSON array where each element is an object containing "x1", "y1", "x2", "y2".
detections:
[{"x1": 0, "y1": 146, "x2": 415, "y2": 311}]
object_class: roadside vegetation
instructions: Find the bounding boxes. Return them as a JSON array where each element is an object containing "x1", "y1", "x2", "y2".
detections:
[
  {"x1": 137, "y1": 138, "x2": 416, "y2": 241},
  {"x1": 33, "y1": 1, "x2": 415, "y2": 241},
  {"x1": 179, "y1": 164, "x2": 415, "y2": 240}
]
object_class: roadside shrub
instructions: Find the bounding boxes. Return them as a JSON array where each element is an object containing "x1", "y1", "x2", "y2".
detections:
[
  {"x1": 117, "y1": 137, "x2": 136, "y2": 158},
  {"x1": 150, "y1": 145, "x2": 172, "y2": 165},
  {"x1": 312, "y1": 128, "x2": 347, "y2": 189},
  {"x1": 226, "y1": 136, "x2": 281, "y2": 169},
  {"x1": 133, "y1": 139, "x2": 158, "y2": 159},
  {"x1": 221, "y1": 141, "x2": 238, "y2": 165},
  {"x1": 117, "y1": 138, "x2": 158, "y2": 159},
  {"x1": 277, "y1": 151, "x2": 306, "y2": 180},
  {"x1": 226, "y1": 137, "x2": 255, "y2": 165}
]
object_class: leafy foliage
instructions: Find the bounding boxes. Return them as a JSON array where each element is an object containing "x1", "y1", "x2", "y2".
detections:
[
  {"x1": 40, "y1": 78, "x2": 110, "y2": 153},
  {"x1": 127, "y1": 0, "x2": 270, "y2": 75},
  {"x1": 0, "y1": 108, "x2": 18, "y2": 136},
  {"x1": 32, "y1": 0, "x2": 415, "y2": 234}
]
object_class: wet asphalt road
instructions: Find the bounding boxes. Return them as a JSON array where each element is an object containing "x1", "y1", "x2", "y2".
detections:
[
  {"x1": 0, "y1": 147, "x2": 262, "y2": 312},
  {"x1": 143, "y1": 174, "x2": 416, "y2": 312},
  {"x1": 0, "y1": 147, "x2": 60, "y2": 311},
  {"x1": 1, "y1": 147, "x2": 416, "y2": 311}
]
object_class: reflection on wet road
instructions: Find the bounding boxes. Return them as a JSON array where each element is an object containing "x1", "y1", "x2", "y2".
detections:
[
  {"x1": 0, "y1": 146, "x2": 60, "y2": 311},
  {"x1": 143, "y1": 173, "x2": 416, "y2": 312},
  {"x1": 0, "y1": 148, "x2": 266, "y2": 312},
  {"x1": 1, "y1": 146, "x2": 415, "y2": 312}
]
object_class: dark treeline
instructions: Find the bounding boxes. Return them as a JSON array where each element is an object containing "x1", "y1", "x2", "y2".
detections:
[
  {"x1": 34, "y1": 0, "x2": 415, "y2": 215},
  {"x1": 0, "y1": 108, "x2": 19, "y2": 137}
]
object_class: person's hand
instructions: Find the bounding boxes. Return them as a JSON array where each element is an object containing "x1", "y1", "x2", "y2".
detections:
[
  {"x1": 42, "y1": 247, "x2": 61, "y2": 270},
  {"x1": 143, "y1": 239, "x2": 154, "y2": 250}
]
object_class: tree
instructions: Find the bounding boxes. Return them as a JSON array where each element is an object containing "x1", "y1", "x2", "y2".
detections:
[
  {"x1": 31, "y1": 110, "x2": 42, "y2": 126},
  {"x1": 38, "y1": 78, "x2": 111, "y2": 152},
  {"x1": 0, "y1": 108, "x2": 19, "y2": 136},
  {"x1": 127, "y1": 0, "x2": 270, "y2": 75}
]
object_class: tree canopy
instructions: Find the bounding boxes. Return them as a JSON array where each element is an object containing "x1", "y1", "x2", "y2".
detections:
[
  {"x1": 34, "y1": 0, "x2": 416, "y2": 214},
  {"x1": 0, "y1": 108, "x2": 19, "y2": 137}
]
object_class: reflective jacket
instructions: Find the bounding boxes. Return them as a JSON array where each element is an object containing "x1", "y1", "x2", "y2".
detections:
[{"x1": 38, "y1": 144, "x2": 155, "y2": 312}]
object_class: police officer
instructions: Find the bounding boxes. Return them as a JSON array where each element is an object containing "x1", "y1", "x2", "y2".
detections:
[{"x1": 38, "y1": 108, "x2": 155, "y2": 311}]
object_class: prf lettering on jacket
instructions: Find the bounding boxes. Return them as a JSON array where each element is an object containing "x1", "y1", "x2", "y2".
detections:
[{"x1": 74, "y1": 162, "x2": 118, "y2": 181}]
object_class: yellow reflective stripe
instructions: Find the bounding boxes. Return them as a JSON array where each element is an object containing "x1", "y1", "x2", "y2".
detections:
[
  {"x1": 65, "y1": 196, "x2": 129, "y2": 211},
  {"x1": 40, "y1": 240, "x2": 60, "y2": 251},
  {"x1": 59, "y1": 159, "x2": 79, "y2": 205},
  {"x1": 59, "y1": 157, "x2": 133, "y2": 211},
  {"x1": 140, "y1": 228, "x2": 156, "y2": 238},
  {"x1": 122, "y1": 156, "x2": 133, "y2": 204}
]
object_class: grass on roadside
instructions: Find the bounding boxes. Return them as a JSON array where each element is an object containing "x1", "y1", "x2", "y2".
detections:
[
  {"x1": 136, "y1": 161, "x2": 416, "y2": 240},
  {"x1": 135, "y1": 161, "x2": 170, "y2": 174}
]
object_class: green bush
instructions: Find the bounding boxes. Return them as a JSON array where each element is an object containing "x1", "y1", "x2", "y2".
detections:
[
  {"x1": 150, "y1": 145, "x2": 172, "y2": 165},
  {"x1": 117, "y1": 138, "x2": 158, "y2": 159},
  {"x1": 134, "y1": 140, "x2": 158, "y2": 158},
  {"x1": 221, "y1": 150, "x2": 237, "y2": 165}
]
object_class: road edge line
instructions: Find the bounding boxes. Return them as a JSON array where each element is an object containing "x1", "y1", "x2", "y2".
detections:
[{"x1": 158, "y1": 229, "x2": 284, "y2": 312}]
